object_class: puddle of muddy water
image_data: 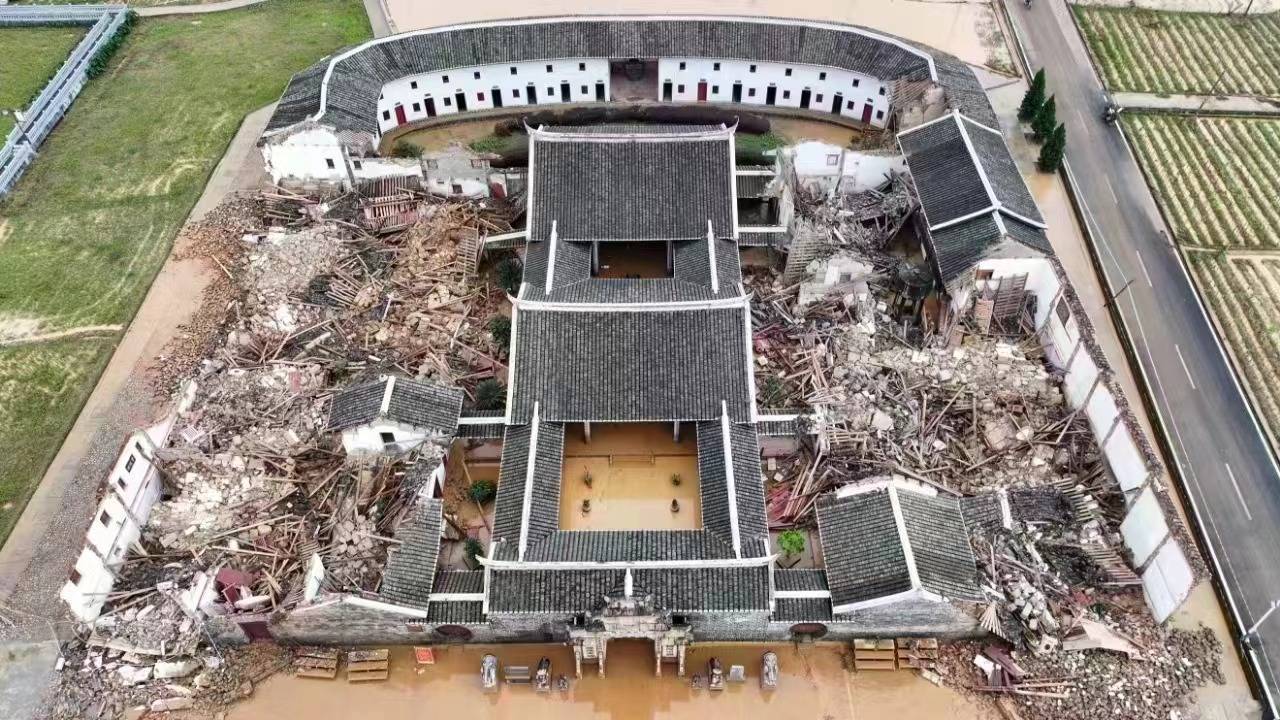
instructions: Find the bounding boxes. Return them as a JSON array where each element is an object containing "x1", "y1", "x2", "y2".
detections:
[{"x1": 229, "y1": 643, "x2": 990, "y2": 720}]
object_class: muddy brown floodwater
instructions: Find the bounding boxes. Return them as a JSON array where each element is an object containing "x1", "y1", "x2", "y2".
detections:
[{"x1": 229, "y1": 643, "x2": 992, "y2": 720}]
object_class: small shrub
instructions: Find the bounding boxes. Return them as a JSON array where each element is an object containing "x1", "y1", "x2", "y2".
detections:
[
  {"x1": 469, "y1": 134, "x2": 510, "y2": 154},
  {"x1": 761, "y1": 376, "x2": 790, "y2": 407},
  {"x1": 86, "y1": 11, "x2": 137, "y2": 79},
  {"x1": 778, "y1": 529, "x2": 806, "y2": 557},
  {"x1": 494, "y1": 257, "x2": 523, "y2": 295},
  {"x1": 390, "y1": 140, "x2": 422, "y2": 158},
  {"x1": 468, "y1": 480, "x2": 496, "y2": 505},
  {"x1": 464, "y1": 537, "x2": 484, "y2": 568},
  {"x1": 474, "y1": 379, "x2": 506, "y2": 411},
  {"x1": 488, "y1": 315, "x2": 511, "y2": 351}
]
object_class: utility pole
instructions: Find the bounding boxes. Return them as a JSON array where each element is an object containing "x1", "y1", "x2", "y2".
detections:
[
  {"x1": 1103, "y1": 277, "x2": 1136, "y2": 312},
  {"x1": 1198, "y1": 69, "x2": 1228, "y2": 111},
  {"x1": 1243, "y1": 599, "x2": 1280, "y2": 650}
]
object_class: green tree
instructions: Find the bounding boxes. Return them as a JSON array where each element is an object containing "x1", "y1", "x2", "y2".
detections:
[
  {"x1": 474, "y1": 379, "x2": 506, "y2": 411},
  {"x1": 1038, "y1": 123, "x2": 1067, "y2": 172},
  {"x1": 464, "y1": 537, "x2": 484, "y2": 569},
  {"x1": 1031, "y1": 95, "x2": 1057, "y2": 141},
  {"x1": 468, "y1": 480, "x2": 497, "y2": 504},
  {"x1": 1018, "y1": 69, "x2": 1046, "y2": 122},
  {"x1": 778, "y1": 530, "x2": 806, "y2": 558},
  {"x1": 494, "y1": 257, "x2": 523, "y2": 295},
  {"x1": 488, "y1": 315, "x2": 512, "y2": 352}
]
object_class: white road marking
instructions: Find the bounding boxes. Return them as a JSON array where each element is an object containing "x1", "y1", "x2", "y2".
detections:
[
  {"x1": 1225, "y1": 463, "x2": 1253, "y2": 521},
  {"x1": 1135, "y1": 249, "x2": 1153, "y2": 287},
  {"x1": 1175, "y1": 344, "x2": 1197, "y2": 390},
  {"x1": 1104, "y1": 175, "x2": 1118, "y2": 205}
]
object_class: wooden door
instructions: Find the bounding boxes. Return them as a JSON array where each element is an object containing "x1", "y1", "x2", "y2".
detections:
[
  {"x1": 861, "y1": 104, "x2": 873, "y2": 123},
  {"x1": 394, "y1": 104, "x2": 407, "y2": 125},
  {"x1": 697, "y1": 81, "x2": 708, "y2": 102}
]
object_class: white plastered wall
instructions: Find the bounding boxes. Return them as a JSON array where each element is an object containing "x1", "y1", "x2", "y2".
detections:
[
  {"x1": 377, "y1": 58, "x2": 611, "y2": 134},
  {"x1": 658, "y1": 57, "x2": 890, "y2": 127},
  {"x1": 261, "y1": 125, "x2": 350, "y2": 186}
]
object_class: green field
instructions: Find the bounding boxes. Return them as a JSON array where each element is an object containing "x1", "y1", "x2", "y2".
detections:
[
  {"x1": 1074, "y1": 7, "x2": 1280, "y2": 97},
  {"x1": 0, "y1": 26, "x2": 86, "y2": 115},
  {"x1": 1124, "y1": 113, "x2": 1280, "y2": 445},
  {"x1": 0, "y1": 0, "x2": 370, "y2": 544}
]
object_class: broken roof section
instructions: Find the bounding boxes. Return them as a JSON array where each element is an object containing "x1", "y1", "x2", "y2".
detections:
[
  {"x1": 898, "y1": 111, "x2": 1052, "y2": 282},
  {"x1": 379, "y1": 496, "x2": 443, "y2": 609},
  {"x1": 816, "y1": 480, "x2": 982, "y2": 614},
  {"x1": 326, "y1": 375, "x2": 464, "y2": 434},
  {"x1": 528, "y1": 125, "x2": 736, "y2": 243},
  {"x1": 508, "y1": 298, "x2": 755, "y2": 424}
]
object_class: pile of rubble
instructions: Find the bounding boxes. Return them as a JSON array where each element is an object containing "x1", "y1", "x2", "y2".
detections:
[
  {"x1": 751, "y1": 266, "x2": 1102, "y2": 524},
  {"x1": 80, "y1": 186, "x2": 514, "y2": 680},
  {"x1": 44, "y1": 638, "x2": 288, "y2": 720},
  {"x1": 936, "y1": 611, "x2": 1224, "y2": 720}
]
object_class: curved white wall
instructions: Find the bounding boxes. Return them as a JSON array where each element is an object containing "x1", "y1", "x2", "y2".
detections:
[{"x1": 373, "y1": 55, "x2": 892, "y2": 138}]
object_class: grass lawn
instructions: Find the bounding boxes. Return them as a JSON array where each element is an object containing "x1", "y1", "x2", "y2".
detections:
[
  {"x1": 0, "y1": 0, "x2": 370, "y2": 545},
  {"x1": 0, "y1": 26, "x2": 86, "y2": 113},
  {"x1": 0, "y1": 115, "x2": 14, "y2": 139},
  {"x1": 1074, "y1": 7, "x2": 1280, "y2": 97}
]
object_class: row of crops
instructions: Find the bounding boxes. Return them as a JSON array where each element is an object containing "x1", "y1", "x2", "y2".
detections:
[
  {"x1": 1074, "y1": 6, "x2": 1280, "y2": 97},
  {"x1": 1124, "y1": 114, "x2": 1280, "y2": 249},
  {"x1": 1188, "y1": 253, "x2": 1280, "y2": 435}
]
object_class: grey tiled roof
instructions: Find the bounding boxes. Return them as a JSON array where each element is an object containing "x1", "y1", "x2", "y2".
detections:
[
  {"x1": 487, "y1": 566, "x2": 770, "y2": 613},
  {"x1": 696, "y1": 420, "x2": 769, "y2": 553},
  {"x1": 524, "y1": 530, "x2": 735, "y2": 562},
  {"x1": 426, "y1": 600, "x2": 486, "y2": 624},
  {"x1": 896, "y1": 490, "x2": 982, "y2": 601},
  {"x1": 379, "y1": 498, "x2": 443, "y2": 609},
  {"x1": 455, "y1": 422, "x2": 505, "y2": 440},
  {"x1": 326, "y1": 376, "x2": 464, "y2": 433},
  {"x1": 925, "y1": 213, "x2": 1004, "y2": 283},
  {"x1": 817, "y1": 489, "x2": 913, "y2": 606},
  {"x1": 266, "y1": 17, "x2": 975, "y2": 136},
  {"x1": 900, "y1": 112, "x2": 1044, "y2": 226},
  {"x1": 775, "y1": 569, "x2": 829, "y2": 592},
  {"x1": 817, "y1": 484, "x2": 982, "y2": 608},
  {"x1": 521, "y1": 234, "x2": 743, "y2": 302},
  {"x1": 432, "y1": 570, "x2": 485, "y2": 594},
  {"x1": 773, "y1": 597, "x2": 834, "y2": 622},
  {"x1": 960, "y1": 493, "x2": 1004, "y2": 535},
  {"x1": 1002, "y1": 214, "x2": 1053, "y2": 255},
  {"x1": 961, "y1": 115, "x2": 1042, "y2": 224},
  {"x1": 545, "y1": 124, "x2": 728, "y2": 134},
  {"x1": 510, "y1": 305, "x2": 753, "y2": 423},
  {"x1": 491, "y1": 421, "x2": 565, "y2": 547},
  {"x1": 900, "y1": 117, "x2": 991, "y2": 227},
  {"x1": 736, "y1": 173, "x2": 775, "y2": 199},
  {"x1": 530, "y1": 131, "x2": 734, "y2": 242}
]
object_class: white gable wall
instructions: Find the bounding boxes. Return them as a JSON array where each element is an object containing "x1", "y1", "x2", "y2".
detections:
[
  {"x1": 262, "y1": 125, "x2": 350, "y2": 186},
  {"x1": 341, "y1": 419, "x2": 450, "y2": 456}
]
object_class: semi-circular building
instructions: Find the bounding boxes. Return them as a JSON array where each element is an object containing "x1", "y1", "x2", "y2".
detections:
[{"x1": 260, "y1": 15, "x2": 996, "y2": 185}]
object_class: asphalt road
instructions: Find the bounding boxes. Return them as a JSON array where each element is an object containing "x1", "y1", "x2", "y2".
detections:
[{"x1": 1005, "y1": 0, "x2": 1280, "y2": 712}]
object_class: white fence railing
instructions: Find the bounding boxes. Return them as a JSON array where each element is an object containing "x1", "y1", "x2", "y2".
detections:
[{"x1": 0, "y1": 5, "x2": 130, "y2": 198}]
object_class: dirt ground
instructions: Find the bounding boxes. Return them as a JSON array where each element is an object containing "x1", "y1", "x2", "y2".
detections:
[
  {"x1": 228, "y1": 643, "x2": 994, "y2": 720},
  {"x1": 381, "y1": 0, "x2": 1010, "y2": 70}
]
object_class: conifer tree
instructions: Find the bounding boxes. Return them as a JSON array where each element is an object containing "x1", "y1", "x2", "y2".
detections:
[
  {"x1": 1018, "y1": 69, "x2": 1046, "y2": 122},
  {"x1": 1038, "y1": 123, "x2": 1067, "y2": 172},
  {"x1": 1031, "y1": 95, "x2": 1058, "y2": 141}
]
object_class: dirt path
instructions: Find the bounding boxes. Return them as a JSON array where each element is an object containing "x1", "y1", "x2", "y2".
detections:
[
  {"x1": 1114, "y1": 92, "x2": 1280, "y2": 115},
  {"x1": 134, "y1": 0, "x2": 267, "y2": 17},
  {"x1": 0, "y1": 324, "x2": 123, "y2": 348}
]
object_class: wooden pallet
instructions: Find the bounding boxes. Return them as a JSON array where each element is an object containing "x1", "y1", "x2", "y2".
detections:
[
  {"x1": 294, "y1": 648, "x2": 340, "y2": 679},
  {"x1": 853, "y1": 639, "x2": 898, "y2": 671},
  {"x1": 346, "y1": 649, "x2": 390, "y2": 683},
  {"x1": 896, "y1": 638, "x2": 939, "y2": 670}
]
